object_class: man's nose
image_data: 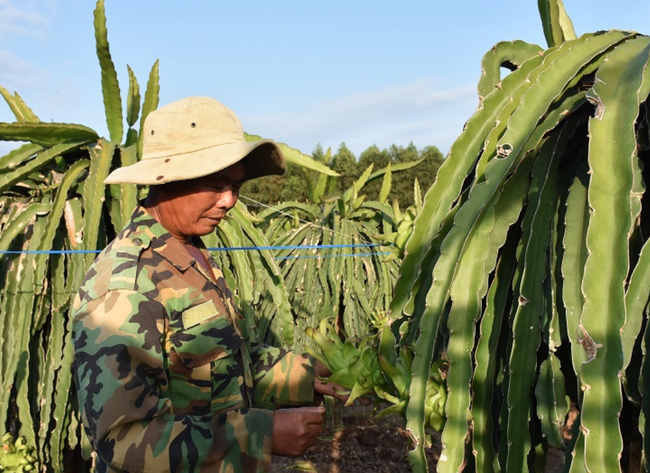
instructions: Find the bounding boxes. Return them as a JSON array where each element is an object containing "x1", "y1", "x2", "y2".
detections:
[{"x1": 218, "y1": 189, "x2": 238, "y2": 209}]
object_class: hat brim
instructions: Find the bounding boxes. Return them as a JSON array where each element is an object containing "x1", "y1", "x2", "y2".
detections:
[{"x1": 104, "y1": 139, "x2": 284, "y2": 185}]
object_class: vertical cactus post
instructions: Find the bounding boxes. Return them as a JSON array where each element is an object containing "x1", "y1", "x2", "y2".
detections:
[
  {"x1": 392, "y1": 2, "x2": 650, "y2": 471},
  {"x1": 0, "y1": 1, "x2": 160, "y2": 470}
]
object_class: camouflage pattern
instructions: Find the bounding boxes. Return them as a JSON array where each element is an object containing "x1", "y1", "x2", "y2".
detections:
[{"x1": 72, "y1": 205, "x2": 316, "y2": 473}]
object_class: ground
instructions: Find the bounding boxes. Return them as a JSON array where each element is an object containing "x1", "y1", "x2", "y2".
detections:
[
  {"x1": 269, "y1": 404, "x2": 570, "y2": 473},
  {"x1": 269, "y1": 405, "x2": 440, "y2": 473}
]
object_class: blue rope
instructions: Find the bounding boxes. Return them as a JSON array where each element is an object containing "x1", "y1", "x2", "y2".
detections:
[
  {"x1": 207, "y1": 243, "x2": 382, "y2": 252},
  {"x1": 0, "y1": 243, "x2": 388, "y2": 260},
  {"x1": 275, "y1": 252, "x2": 391, "y2": 261},
  {"x1": 0, "y1": 249, "x2": 99, "y2": 255}
]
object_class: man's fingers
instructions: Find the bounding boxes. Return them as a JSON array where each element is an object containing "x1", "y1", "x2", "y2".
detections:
[
  {"x1": 314, "y1": 377, "x2": 373, "y2": 406},
  {"x1": 301, "y1": 406, "x2": 326, "y2": 423},
  {"x1": 315, "y1": 378, "x2": 349, "y2": 397},
  {"x1": 279, "y1": 406, "x2": 325, "y2": 425},
  {"x1": 272, "y1": 407, "x2": 325, "y2": 457},
  {"x1": 314, "y1": 360, "x2": 332, "y2": 378},
  {"x1": 356, "y1": 395, "x2": 372, "y2": 406}
]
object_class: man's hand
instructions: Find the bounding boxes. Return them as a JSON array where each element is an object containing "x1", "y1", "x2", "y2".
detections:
[
  {"x1": 313, "y1": 361, "x2": 371, "y2": 406},
  {"x1": 272, "y1": 407, "x2": 325, "y2": 457}
]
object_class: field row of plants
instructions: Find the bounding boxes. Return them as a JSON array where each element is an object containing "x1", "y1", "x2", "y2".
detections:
[
  {"x1": 3, "y1": 0, "x2": 650, "y2": 472},
  {"x1": 0, "y1": 3, "x2": 422, "y2": 471}
]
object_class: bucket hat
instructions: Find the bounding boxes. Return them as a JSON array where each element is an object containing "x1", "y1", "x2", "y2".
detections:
[{"x1": 104, "y1": 97, "x2": 285, "y2": 185}]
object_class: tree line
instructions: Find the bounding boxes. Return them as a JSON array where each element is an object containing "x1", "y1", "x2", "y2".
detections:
[{"x1": 242, "y1": 142, "x2": 444, "y2": 209}]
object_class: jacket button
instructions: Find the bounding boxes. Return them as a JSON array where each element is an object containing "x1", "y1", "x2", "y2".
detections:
[{"x1": 133, "y1": 238, "x2": 143, "y2": 246}]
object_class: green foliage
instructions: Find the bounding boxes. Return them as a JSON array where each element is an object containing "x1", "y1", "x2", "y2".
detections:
[
  {"x1": 15, "y1": 3, "x2": 644, "y2": 473},
  {"x1": 202, "y1": 203, "x2": 295, "y2": 347},
  {"x1": 242, "y1": 142, "x2": 333, "y2": 206},
  {"x1": 245, "y1": 133, "x2": 338, "y2": 177},
  {"x1": 252, "y1": 161, "x2": 410, "y2": 353},
  {"x1": 305, "y1": 319, "x2": 388, "y2": 405},
  {"x1": 242, "y1": 141, "x2": 443, "y2": 209},
  {"x1": 305, "y1": 319, "x2": 448, "y2": 431},
  {"x1": 538, "y1": 0, "x2": 577, "y2": 47},
  {"x1": 386, "y1": 144, "x2": 442, "y2": 207},
  {"x1": 0, "y1": 4, "x2": 411, "y2": 472},
  {"x1": 392, "y1": 17, "x2": 650, "y2": 473},
  {"x1": 243, "y1": 161, "x2": 308, "y2": 205},
  {"x1": 0, "y1": 434, "x2": 38, "y2": 472},
  {"x1": 0, "y1": 2, "x2": 162, "y2": 469},
  {"x1": 330, "y1": 143, "x2": 358, "y2": 191}
]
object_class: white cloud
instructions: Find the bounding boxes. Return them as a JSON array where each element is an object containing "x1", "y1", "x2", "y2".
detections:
[
  {"x1": 242, "y1": 80, "x2": 480, "y2": 157},
  {"x1": 0, "y1": 50, "x2": 46, "y2": 88},
  {"x1": 0, "y1": 0, "x2": 52, "y2": 100},
  {"x1": 0, "y1": 0, "x2": 48, "y2": 40}
]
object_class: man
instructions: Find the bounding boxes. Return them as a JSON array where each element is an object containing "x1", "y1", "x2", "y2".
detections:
[{"x1": 72, "y1": 97, "x2": 347, "y2": 472}]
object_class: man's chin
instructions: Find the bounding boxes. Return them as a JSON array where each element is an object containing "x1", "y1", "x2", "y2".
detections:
[
  {"x1": 207, "y1": 222, "x2": 221, "y2": 232},
  {"x1": 193, "y1": 222, "x2": 220, "y2": 237}
]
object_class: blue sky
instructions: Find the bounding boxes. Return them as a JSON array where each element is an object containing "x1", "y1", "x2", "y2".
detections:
[{"x1": 0, "y1": 0, "x2": 648, "y2": 158}]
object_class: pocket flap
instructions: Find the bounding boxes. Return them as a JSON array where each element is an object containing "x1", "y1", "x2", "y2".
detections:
[{"x1": 170, "y1": 311, "x2": 243, "y2": 369}]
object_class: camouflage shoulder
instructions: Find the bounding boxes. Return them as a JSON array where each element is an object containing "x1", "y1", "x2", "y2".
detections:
[{"x1": 75, "y1": 222, "x2": 153, "y2": 306}]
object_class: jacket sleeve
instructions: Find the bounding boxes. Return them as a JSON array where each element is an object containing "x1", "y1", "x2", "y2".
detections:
[
  {"x1": 72, "y1": 289, "x2": 274, "y2": 473},
  {"x1": 249, "y1": 343, "x2": 317, "y2": 409}
]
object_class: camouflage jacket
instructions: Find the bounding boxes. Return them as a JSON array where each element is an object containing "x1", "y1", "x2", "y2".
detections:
[{"x1": 72, "y1": 205, "x2": 316, "y2": 473}]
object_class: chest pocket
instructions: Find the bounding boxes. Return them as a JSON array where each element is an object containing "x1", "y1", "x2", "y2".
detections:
[{"x1": 168, "y1": 301, "x2": 245, "y2": 415}]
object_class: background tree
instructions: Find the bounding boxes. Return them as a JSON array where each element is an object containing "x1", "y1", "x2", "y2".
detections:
[
  {"x1": 356, "y1": 145, "x2": 391, "y2": 200},
  {"x1": 242, "y1": 141, "x2": 443, "y2": 208},
  {"x1": 389, "y1": 143, "x2": 443, "y2": 206},
  {"x1": 356, "y1": 142, "x2": 443, "y2": 206},
  {"x1": 243, "y1": 144, "x2": 328, "y2": 206},
  {"x1": 331, "y1": 142, "x2": 359, "y2": 192}
]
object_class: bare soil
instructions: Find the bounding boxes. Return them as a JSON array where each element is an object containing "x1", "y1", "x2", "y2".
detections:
[
  {"x1": 270, "y1": 405, "x2": 440, "y2": 473},
  {"x1": 269, "y1": 404, "x2": 571, "y2": 473}
]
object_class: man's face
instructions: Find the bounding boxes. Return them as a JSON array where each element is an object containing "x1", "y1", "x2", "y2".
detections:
[{"x1": 153, "y1": 161, "x2": 246, "y2": 240}]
